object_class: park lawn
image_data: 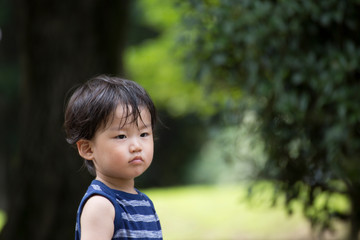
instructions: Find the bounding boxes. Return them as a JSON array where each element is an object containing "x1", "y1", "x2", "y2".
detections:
[
  {"x1": 144, "y1": 184, "x2": 346, "y2": 240},
  {"x1": 0, "y1": 210, "x2": 5, "y2": 232},
  {"x1": 0, "y1": 184, "x2": 347, "y2": 239}
]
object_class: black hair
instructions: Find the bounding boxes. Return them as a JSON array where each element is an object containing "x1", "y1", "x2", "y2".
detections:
[{"x1": 64, "y1": 75, "x2": 157, "y2": 175}]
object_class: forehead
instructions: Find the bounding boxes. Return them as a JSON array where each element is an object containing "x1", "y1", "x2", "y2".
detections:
[{"x1": 109, "y1": 104, "x2": 151, "y2": 128}]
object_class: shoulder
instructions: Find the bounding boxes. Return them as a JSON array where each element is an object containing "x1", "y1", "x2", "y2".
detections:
[
  {"x1": 81, "y1": 181, "x2": 118, "y2": 208},
  {"x1": 83, "y1": 195, "x2": 115, "y2": 215},
  {"x1": 80, "y1": 195, "x2": 115, "y2": 240}
]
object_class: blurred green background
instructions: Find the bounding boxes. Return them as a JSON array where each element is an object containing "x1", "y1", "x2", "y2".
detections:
[{"x1": 1, "y1": 0, "x2": 360, "y2": 239}]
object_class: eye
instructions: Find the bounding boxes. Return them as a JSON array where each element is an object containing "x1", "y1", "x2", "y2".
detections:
[
  {"x1": 140, "y1": 132, "x2": 149, "y2": 137},
  {"x1": 116, "y1": 135, "x2": 126, "y2": 139}
]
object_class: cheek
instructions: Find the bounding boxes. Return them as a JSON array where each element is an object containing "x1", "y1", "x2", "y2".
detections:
[
  {"x1": 103, "y1": 146, "x2": 126, "y2": 163},
  {"x1": 146, "y1": 142, "x2": 154, "y2": 158}
]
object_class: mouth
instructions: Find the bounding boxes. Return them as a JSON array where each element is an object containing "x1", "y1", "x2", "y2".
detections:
[{"x1": 129, "y1": 156, "x2": 143, "y2": 164}]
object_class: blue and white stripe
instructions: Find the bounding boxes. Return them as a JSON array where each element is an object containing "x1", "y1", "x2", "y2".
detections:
[
  {"x1": 114, "y1": 229, "x2": 163, "y2": 239},
  {"x1": 116, "y1": 198, "x2": 152, "y2": 207},
  {"x1": 75, "y1": 180, "x2": 162, "y2": 240},
  {"x1": 121, "y1": 212, "x2": 160, "y2": 222}
]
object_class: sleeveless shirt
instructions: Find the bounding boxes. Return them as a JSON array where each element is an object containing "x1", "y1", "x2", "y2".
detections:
[{"x1": 75, "y1": 180, "x2": 162, "y2": 240}]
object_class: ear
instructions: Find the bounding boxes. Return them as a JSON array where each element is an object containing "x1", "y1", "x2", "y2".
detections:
[{"x1": 76, "y1": 139, "x2": 94, "y2": 161}]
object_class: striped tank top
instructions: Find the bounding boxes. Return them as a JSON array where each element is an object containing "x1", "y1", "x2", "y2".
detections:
[{"x1": 75, "y1": 180, "x2": 162, "y2": 240}]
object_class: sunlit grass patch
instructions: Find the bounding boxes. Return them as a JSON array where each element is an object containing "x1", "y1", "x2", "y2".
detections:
[
  {"x1": 0, "y1": 210, "x2": 6, "y2": 232},
  {"x1": 144, "y1": 184, "x2": 347, "y2": 240}
]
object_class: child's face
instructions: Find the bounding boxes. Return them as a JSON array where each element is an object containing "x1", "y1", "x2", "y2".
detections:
[{"x1": 89, "y1": 104, "x2": 154, "y2": 185}]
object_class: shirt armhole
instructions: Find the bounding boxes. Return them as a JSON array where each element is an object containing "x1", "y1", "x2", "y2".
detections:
[{"x1": 80, "y1": 195, "x2": 115, "y2": 240}]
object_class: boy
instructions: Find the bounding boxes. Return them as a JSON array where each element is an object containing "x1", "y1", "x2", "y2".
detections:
[{"x1": 64, "y1": 75, "x2": 162, "y2": 240}]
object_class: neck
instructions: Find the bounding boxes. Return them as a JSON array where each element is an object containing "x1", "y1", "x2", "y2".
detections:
[{"x1": 95, "y1": 175, "x2": 137, "y2": 194}]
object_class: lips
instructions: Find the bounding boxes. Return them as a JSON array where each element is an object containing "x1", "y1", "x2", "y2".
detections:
[{"x1": 129, "y1": 156, "x2": 143, "y2": 164}]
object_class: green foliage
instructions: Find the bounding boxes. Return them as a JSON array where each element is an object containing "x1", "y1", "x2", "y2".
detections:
[
  {"x1": 137, "y1": 0, "x2": 180, "y2": 30},
  {"x1": 125, "y1": 0, "x2": 249, "y2": 187},
  {"x1": 125, "y1": 0, "x2": 215, "y2": 117},
  {"x1": 126, "y1": 0, "x2": 244, "y2": 117},
  {"x1": 125, "y1": 0, "x2": 219, "y2": 187},
  {"x1": 125, "y1": 37, "x2": 214, "y2": 117},
  {"x1": 186, "y1": 111, "x2": 266, "y2": 184},
  {"x1": 179, "y1": 0, "x2": 360, "y2": 235}
]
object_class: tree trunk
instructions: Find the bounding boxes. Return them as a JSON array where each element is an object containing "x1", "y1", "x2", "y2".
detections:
[
  {"x1": 0, "y1": 0, "x2": 130, "y2": 239},
  {"x1": 349, "y1": 196, "x2": 360, "y2": 240}
]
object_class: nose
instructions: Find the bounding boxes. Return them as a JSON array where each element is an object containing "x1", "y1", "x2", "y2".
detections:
[{"x1": 129, "y1": 138, "x2": 142, "y2": 153}]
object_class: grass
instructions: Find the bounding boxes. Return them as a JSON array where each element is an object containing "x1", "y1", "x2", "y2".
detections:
[
  {"x1": 144, "y1": 184, "x2": 347, "y2": 240},
  {"x1": 0, "y1": 210, "x2": 5, "y2": 232},
  {"x1": 0, "y1": 184, "x2": 348, "y2": 239}
]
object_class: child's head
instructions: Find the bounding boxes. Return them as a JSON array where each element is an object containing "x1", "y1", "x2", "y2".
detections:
[{"x1": 64, "y1": 75, "x2": 157, "y2": 175}]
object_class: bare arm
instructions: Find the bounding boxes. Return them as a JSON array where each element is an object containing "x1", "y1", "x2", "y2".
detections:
[{"x1": 80, "y1": 195, "x2": 115, "y2": 240}]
